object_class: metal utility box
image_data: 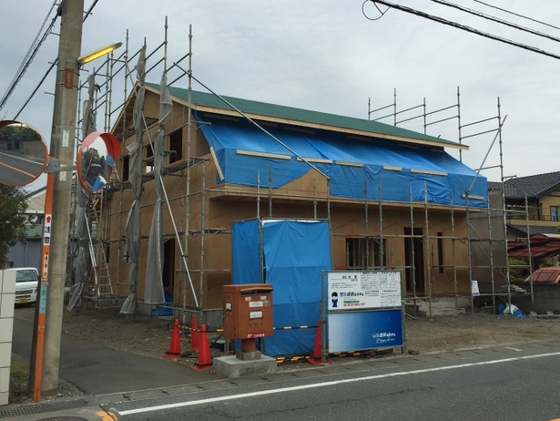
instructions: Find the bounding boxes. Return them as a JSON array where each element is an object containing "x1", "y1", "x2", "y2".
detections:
[{"x1": 223, "y1": 284, "x2": 273, "y2": 340}]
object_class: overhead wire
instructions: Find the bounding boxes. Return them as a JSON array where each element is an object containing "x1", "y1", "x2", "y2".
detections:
[
  {"x1": 431, "y1": 0, "x2": 560, "y2": 44},
  {"x1": 5, "y1": 0, "x2": 102, "y2": 119},
  {"x1": 0, "y1": 0, "x2": 59, "y2": 113},
  {"x1": 362, "y1": 0, "x2": 390, "y2": 21},
  {"x1": 369, "y1": 0, "x2": 560, "y2": 61},
  {"x1": 473, "y1": 0, "x2": 560, "y2": 32}
]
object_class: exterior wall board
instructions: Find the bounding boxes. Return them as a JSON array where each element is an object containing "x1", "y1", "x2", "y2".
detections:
[{"x1": 104, "y1": 90, "x2": 481, "y2": 310}]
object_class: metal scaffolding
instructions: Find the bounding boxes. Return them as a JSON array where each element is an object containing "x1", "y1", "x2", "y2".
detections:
[{"x1": 68, "y1": 18, "x2": 532, "y2": 323}]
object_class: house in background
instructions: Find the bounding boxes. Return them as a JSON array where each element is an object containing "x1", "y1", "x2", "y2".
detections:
[
  {"x1": 95, "y1": 83, "x2": 489, "y2": 322},
  {"x1": 5, "y1": 189, "x2": 45, "y2": 270},
  {"x1": 490, "y1": 172, "x2": 560, "y2": 270},
  {"x1": 489, "y1": 172, "x2": 560, "y2": 239}
]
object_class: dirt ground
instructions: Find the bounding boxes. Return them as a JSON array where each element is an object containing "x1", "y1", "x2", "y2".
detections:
[
  {"x1": 10, "y1": 305, "x2": 560, "y2": 403},
  {"x1": 13, "y1": 305, "x2": 560, "y2": 358}
]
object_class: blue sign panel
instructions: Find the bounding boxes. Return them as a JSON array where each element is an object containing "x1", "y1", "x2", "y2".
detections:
[{"x1": 328, "y1": 309, "x2": 403, "y2": 353}]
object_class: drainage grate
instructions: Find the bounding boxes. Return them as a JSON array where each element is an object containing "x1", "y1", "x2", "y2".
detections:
[{"x1": 0, "y1": 398, "x2": 88, "y2": 418}]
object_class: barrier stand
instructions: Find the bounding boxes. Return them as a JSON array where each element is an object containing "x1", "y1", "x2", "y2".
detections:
[{"x1": 308, "y1": 320, "x2": 331, "y2": 365}]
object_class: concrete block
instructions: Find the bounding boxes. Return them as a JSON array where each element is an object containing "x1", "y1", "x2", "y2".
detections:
[
  {"x1": 0, "y1": 342, "x2": 12, "y2": 367},
  {"x1": 0, "y1": 318, "x2": 14, "y2": 343},
  {"x1": 0, "y1": 390, "x2": 7, "y2": 406},
  {"x1": 0, "y1": 366, "x2": 9, "y2": 393},
  {"x1": 1, "y1": 271, "x2": 15, "y2": 294},
  {"x1": 235, "y1": 350, "x2": 262, "y2": 361},
  {"x1": 213, "y1": 355, "x2": 277, "y2": 378},
  {"x1": 0, "y1": 293, "x2": 15, "y2": 318}
]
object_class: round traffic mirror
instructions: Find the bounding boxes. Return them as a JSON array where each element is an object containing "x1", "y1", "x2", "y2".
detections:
[
  {"x1": 77, "y1": 131, "x2": 121, "y2": 192},
  {"x1": 0, "y1": 120, "x2": 48, "y2": 187}
]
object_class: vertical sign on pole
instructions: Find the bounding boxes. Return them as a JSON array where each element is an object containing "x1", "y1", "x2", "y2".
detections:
[{"x1": 33, "y1": 170, "x2": 53, "y2": 402}]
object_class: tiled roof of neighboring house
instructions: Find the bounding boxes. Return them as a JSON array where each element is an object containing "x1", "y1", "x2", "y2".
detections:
[
  {"x1": 487, "y1": 181, "x2": 524, "y2": 198},
  {"x1": 490, "y1": 172, "x2": 560, "y2": 199},
  {"x1": 145, "y1": 83, "x2": 466, "y2": 150},
  {"x1": 508, "y1": 224, "x2": 560, "y2": 236}
]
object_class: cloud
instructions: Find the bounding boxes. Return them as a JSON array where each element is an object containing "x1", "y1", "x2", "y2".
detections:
[{"x1": 2, "y1": 0, "x2": 560, "y2": 189}]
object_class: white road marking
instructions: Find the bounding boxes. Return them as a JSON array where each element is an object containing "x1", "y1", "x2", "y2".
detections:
[
  {"x1": 115, "y1": 351, "x2": 560, "y2": 416},
  {"x1": 504, "y1": 346, "x2": 523, "y2": 352}
]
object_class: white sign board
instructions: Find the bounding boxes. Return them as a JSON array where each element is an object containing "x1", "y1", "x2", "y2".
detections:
[
  {"x1": 327, "y1": 270, "x2": 402, "y2": 310},
  {"x1": 471, "y1": 280, "x2": 480, "y2": 297}
]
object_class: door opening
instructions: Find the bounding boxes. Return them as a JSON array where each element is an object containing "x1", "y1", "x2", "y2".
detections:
[{"x1": 404, "y1": 227, "x2": 424, "y2": 295}]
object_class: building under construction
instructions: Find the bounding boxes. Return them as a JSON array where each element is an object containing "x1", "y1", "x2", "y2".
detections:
[{"x1": 72, "y1": 25, "x2": 522, "y2": 330}]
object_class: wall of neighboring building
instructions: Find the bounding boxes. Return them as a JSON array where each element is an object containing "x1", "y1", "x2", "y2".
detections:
[
  {"x1": 5, "y1": 239, "x2": 41, "y2": 270},
  {"x1": 538, "y1": 188, "x2": 560, "y2": 224},
  {"x1": 5, "y1": 217, "x2": 43, "y2": 270}
]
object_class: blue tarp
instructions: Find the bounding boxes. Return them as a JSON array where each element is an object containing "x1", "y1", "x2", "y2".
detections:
[
  {"x1": 197, "y1": 112, "x2": 487, "y2": 208},
  {"x1": 232, "y1": 219, "x2": 332, "y2": 357}
]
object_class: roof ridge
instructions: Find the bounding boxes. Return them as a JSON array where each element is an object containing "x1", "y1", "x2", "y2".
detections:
[{"x1": 145, "y1": 82, "x2": 465, "y2": 150}]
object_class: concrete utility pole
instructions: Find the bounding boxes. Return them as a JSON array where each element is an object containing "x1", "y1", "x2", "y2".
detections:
[{"x1": 42, "y1": 0, "x2": 84, "y2": 393}]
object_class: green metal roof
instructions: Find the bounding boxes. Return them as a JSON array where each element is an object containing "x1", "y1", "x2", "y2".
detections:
[{"x1": 146, "y1": 83, "x2": 464, "y2": 149}]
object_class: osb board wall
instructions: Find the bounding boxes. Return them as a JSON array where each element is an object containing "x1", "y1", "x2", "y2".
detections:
[
  {"x1": 104, "y1": 170, "x2": 474, "y2": 306},
  {"x1": 329, "y1": 205, "x2": 471, "y2": 295},
  {"x1": 103, "y1": 91, "x2": 476, "y2": 306},
  {"x1": 117, "y1": 99, "x2": 209, "y2": 177}
]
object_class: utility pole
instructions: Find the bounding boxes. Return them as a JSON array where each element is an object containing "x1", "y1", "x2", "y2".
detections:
[{"x1": 42, "y1": 0, "x2": 84, "y2": 393}]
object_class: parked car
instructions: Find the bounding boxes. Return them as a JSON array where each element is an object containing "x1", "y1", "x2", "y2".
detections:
[
  {"x1": 526, "y1": 266, "x2": 560, "y2": 283},
  {"x1": 7, "y1": 267, "x2": 39, "y2": 304}
]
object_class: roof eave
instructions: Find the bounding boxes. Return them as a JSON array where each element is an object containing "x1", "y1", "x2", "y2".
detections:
[{"x1": 145, "y1": 84, "x2": 469, "y2": 151}]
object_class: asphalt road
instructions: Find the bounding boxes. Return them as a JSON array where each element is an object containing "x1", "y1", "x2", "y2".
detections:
[
  {"x1": 0, "y1": 151, "x2": 44, "y2": 185},
  {"x1": 0, "y1": 152, "x2": 44, "y2": 186},
  {"x1": 11, "y1": 317, "x2": 217, "y2": 395},
  {"x1": 108, "y1": 341, "x2": 560, "y2": 421},
  {"x1": 8, "y1": 316, "x2": 560, "y2": 421}
]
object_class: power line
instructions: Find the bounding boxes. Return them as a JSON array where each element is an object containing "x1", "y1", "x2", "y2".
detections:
[
  {"x1": 4, "y1": 0, "x2": 102, "y2": 119},
  {"x1": 369, "y1": 0, "x2": 560, "y2": 61},
  {"x1": 14, "y1": 62, "x2": 57, "y2": 120},
  {"x1": 0, "y1": 1, "x2": 59, "y2": 113},
  {"x1": 473, "y1": 0, "x2": 560, "y2": 32},
  {"x1": 432, "y1": 0, "x2": 560, "y2": 44}
]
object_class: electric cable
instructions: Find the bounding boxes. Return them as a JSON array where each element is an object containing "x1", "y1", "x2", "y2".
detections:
[
  {"x1": 369, "y1": 0, "x2": 560, "y2": 61},
  {"x1": 0, "y1": 1, "x2": 59, "y2": 112},
  {"x1": 362, "y1": 0, "x2": 389, "y2": 21},
  {"x1": 473, "y1": 0, "x2": 560, "y2": 32},
  {"x1": 5, "y1": 0, "x2": 102, "y2": 118},
  {"x1": 432, "y1": 0, "x2": 560, "y2": 44}
]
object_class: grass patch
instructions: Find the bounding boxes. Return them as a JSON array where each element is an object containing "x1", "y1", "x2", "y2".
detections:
[{"x1": 9, "y1": 354, "x2": 31, "y2": 404}]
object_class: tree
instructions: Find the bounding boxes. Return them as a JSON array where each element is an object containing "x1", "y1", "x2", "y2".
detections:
[{"x1": 0, "y1": 185, "x2": 28, "y2": 265}]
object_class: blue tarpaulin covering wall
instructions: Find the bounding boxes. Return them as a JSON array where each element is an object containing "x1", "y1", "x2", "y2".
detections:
[
  {"x1": 197, "y1": 112, "x2": 487, "y2": 208},
  {"x1": 232, "y1": 219, "x2": 332, "y2": 357}
]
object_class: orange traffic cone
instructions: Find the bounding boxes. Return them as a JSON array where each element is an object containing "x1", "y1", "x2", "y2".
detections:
[
  {"x1": 190, "y1": 314, "x2": 200, "y2": 351},
  {"x1": 163, "y1": 319, "x2": 181, "y2": 358},
  {"x1": 308, "y1": 320, "x2": 331, "y2": 365},
  {"x1": 192, "y1": 324, "x2": 212, "y2": 371}
]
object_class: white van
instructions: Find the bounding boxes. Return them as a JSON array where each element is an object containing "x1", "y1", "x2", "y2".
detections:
[{"x1": 7, "y1": 267, "x2": 39, "y2": 304}]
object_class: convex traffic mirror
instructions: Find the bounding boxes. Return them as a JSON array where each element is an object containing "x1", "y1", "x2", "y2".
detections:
[
  {"x1": 77, "y1": 131, "x2": 121, "y2": 192},
  {"x1": 0, "y1": 120, "x2": 47, "y2": 187}
]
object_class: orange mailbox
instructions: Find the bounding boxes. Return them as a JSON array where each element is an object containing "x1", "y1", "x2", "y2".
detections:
[{"x1": 223, "y1": 284, "x2": 273, "y2": 340}]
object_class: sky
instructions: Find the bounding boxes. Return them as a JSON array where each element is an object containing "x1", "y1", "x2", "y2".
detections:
[{"x1": 1, "y1": 0, "x2": 560, "y2": 191}]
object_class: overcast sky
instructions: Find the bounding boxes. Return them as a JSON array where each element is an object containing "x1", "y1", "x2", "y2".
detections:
[{"x1": 2, "y1": 0, "x2": 560, "y2": 190}]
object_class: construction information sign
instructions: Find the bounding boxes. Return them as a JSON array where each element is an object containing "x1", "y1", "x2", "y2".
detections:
[{"x1": 327, "y1": 270, "x2": 402, "y2": 310}]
